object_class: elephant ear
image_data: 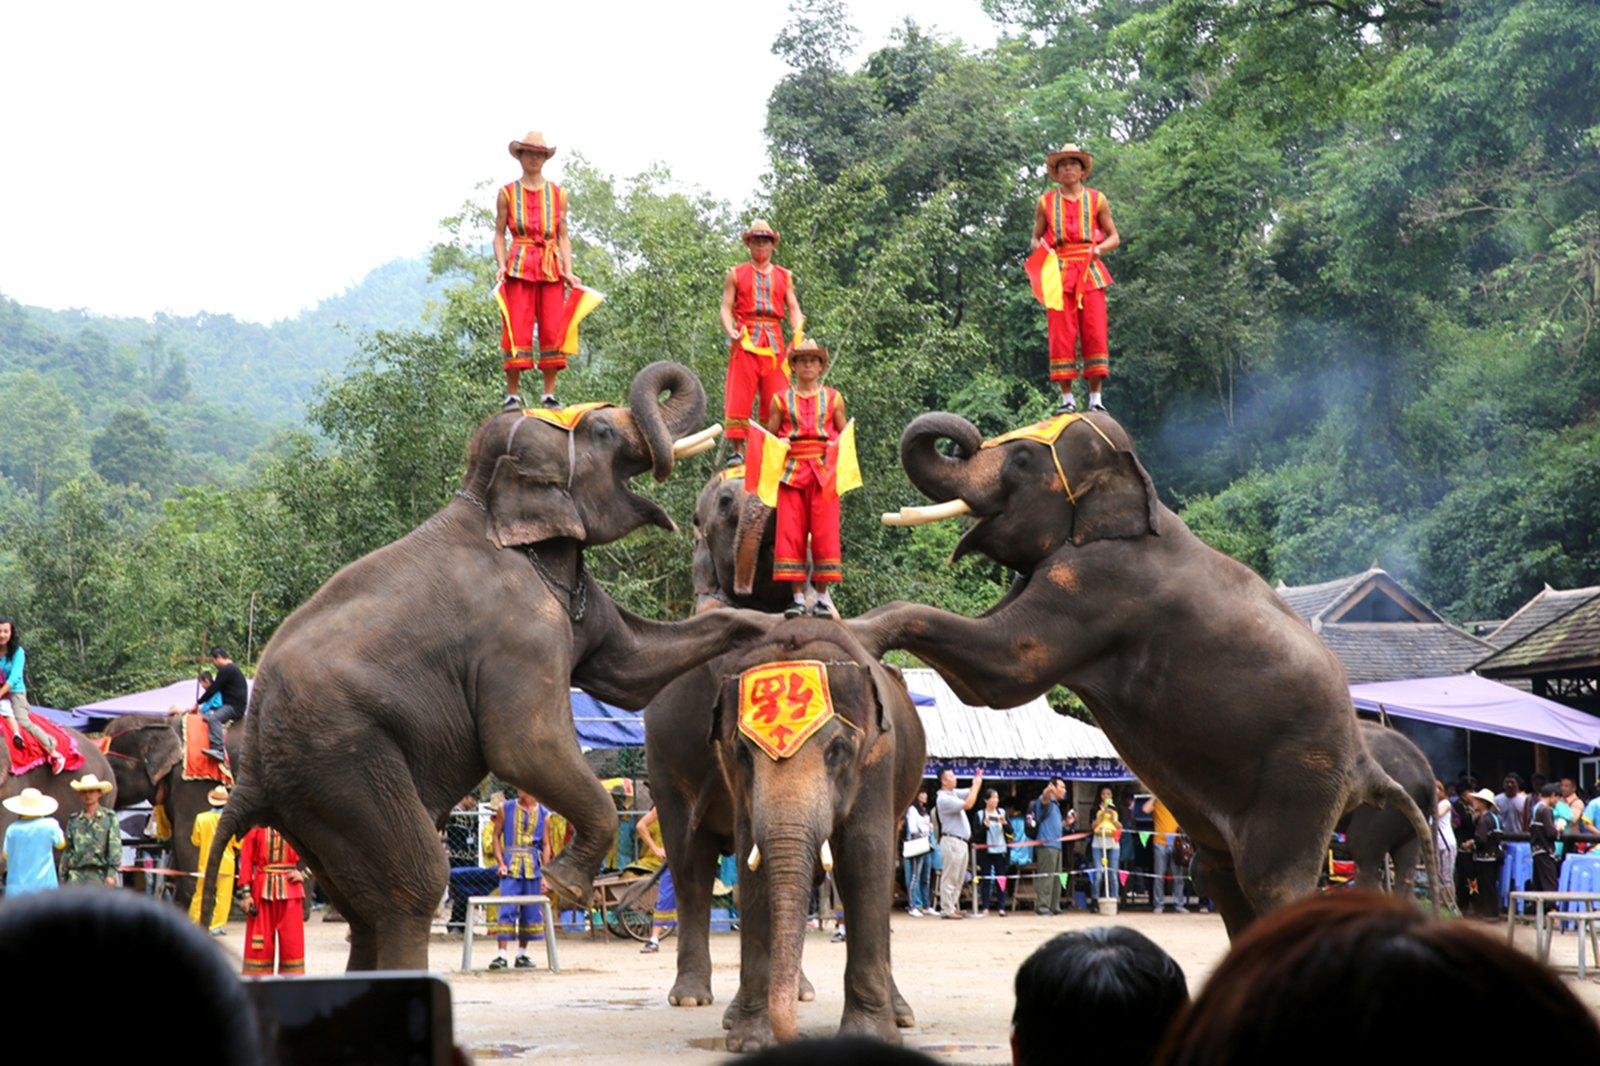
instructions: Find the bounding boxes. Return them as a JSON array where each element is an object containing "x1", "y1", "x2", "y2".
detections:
[
  {"x1": 708, "y1": 676, "x2": 742, "y2": 747},
  {"x1": 1069, "y1": 449, "x2": 1162, "y2": 546},
  {"x1": 483, "y1": 454, "x2": 586, "y2": 548},
  {"x1": 869, "y1": 664, "x2": 902, "y2": 735},
  {"x1": 147, "y1": 732, "x2": 182, "y2": 787}
]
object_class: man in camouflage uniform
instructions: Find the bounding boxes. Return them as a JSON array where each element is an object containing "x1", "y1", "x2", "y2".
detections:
[{"x1": 61, "y1": 774, "x2": 121, "y2": 886}]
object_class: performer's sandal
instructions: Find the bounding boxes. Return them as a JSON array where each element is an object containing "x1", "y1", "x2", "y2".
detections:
[
  {"x1": 811, "y1": 601, "x2": 834, "y2": 619},
  {"x1": 726, "y1": 452, "x2": 744, "y2": 468},
  {"x1": 488, "y1": 957, "x2": 509, "y2": 970},
  {"x1": 1055, "y1": 396, "x2": 1077, "y2": 415},
  {"x1": 502, "y1": 395, "x2": 524, "y2": 410},
  {"x1": 1088, "y1": 398, "x2": 1107, "y2": 412},
  {"x1": 514, "y1": 954, "x2": 534, "y2": 969},
  {"x1": 784, "y1": 603, "x2": 806, "y2": 619},
  {"x1": 541, "y1": 395, "x2": 561, "y2": 409}
]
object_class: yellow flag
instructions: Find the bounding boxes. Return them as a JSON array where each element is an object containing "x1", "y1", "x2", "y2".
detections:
[
  {"x1": 560, "y1": 287, "x2": 606, "y2": 355},
  {"x1": 829, "y1": 419, "x2": 863, "y2": 496},
  {"x1": 744, "y1": 424, "x2": 790, "y2": 509}
]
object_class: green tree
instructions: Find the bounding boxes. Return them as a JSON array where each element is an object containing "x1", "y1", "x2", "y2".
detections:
[{"x1": 91, "y1": 409, "x2": 176, "y2": 491}]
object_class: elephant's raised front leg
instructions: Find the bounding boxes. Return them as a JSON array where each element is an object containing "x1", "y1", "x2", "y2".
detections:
[{"x1": 830, "y1": 813, "x2": 903, "y2": 1043}]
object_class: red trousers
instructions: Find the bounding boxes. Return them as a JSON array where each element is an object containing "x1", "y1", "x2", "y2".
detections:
[
  {"x1": 243, "y1": 898, "x2": 305, "y2": 975},
  {"x1": 725, "y1": 343, "x2": 790, "y2": 445},
  {"x1": 1047, "y1": 286, "x2": 1109, "y2": 382},
  {"x1": 774, "y1": 469, "x2": 842, "y2": 586},
  {"x1": 500, "y1": 277, "x2": 568, "y2": 372}
]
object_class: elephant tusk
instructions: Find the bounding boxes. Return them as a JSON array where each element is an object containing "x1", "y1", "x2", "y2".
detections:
[
  {"x1": 881, "y1": 499, "x2": 971, "y2": 526},
  {"x1": 672, "y1": 424, "x2": 722, "y2": 457},
  {"x1": 674, "y1": 437, "x2": 718, "y2": 459},
  {"x1": 747, "y1": 843, "x2": 762, "y2": 872},
  {"x1": 819, "y1": 840, "x2": 834, "y2": 872}
]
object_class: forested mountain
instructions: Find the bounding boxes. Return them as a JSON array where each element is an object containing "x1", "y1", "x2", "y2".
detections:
[{"x1": 4, "y1": 0, "x2": 1596, "y2": 709}]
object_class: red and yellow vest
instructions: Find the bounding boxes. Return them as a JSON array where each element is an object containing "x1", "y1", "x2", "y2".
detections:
[
  {"x1": 502, "y1": 180, "x2": 566, "y2": 283},
  {"x1": 240, "y1": 826, "x2": 304, "y2": 902},
  {"x1": 1040, "y1": 187, "x2": 1113, "y2": 292},
  {"x1": 773, "y1": 385, "x2": 840, "y2": 488},
  {"x1": 732, "y1": 262, "x2": 792, "y2": 353}
]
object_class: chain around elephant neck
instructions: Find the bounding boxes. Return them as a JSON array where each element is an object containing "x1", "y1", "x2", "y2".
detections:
[
  {"x1": 527, "y1": 546, "x2": 587, "y2": 623},
  {"x1": 454, "y1": 489, "x2": 487, "y2": 511}
]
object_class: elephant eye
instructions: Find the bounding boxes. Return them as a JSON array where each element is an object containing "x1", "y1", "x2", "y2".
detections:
[
  {"x1": 736, "y1": 741, "x2": 755, "y2": 769},
  {"x1": 826, "y1": 735, "x2": 853, "y2": 770}
]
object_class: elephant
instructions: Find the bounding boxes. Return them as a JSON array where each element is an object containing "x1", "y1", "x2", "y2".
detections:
[
  {"x1": 851, "y1": 410, "x2": 1436, "y2": 937},
  {"x1": 691, "y1": 467, "x2": 792, "y2": 615},
  {"x1": 203, "y1": 362, "x2": 771, "y2": 971},
  {"x1": 648, "y1": 618, "x2": 925, "y2": 1051},
  {"x1": 103, "y1": 714, "x2": 241, "y2": 913},
  {"x1": 1341, "y1": 722, "x2": 1436, "y2": 896},
  {"x1": 1, "y1": 727, "x2": 119, "y2": 878}
]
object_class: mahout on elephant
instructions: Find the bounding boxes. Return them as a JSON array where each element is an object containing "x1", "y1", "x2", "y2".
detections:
[
  {"x1": 1, "y1": 726, "x2": 118, "y2": 875},
  {"x1": 1340, "y1": 721, "x2": 1437, "y2": 896},
  {"x1": 854, "y1": 410, "x2": 1436, "y2": 936},
  {"x1": 103, "y1": 713, "x2": 240, "y2": 913},
  {"x1": 649, "y1": 617, "x2": 925, "y2": 1051},
  {"x1": 203, "y1": 362, "x2": 770, "y2": 970}
]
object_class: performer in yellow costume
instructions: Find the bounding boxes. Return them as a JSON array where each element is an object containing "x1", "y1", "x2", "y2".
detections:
[{"x1": 191, "y1": 785, "x2": 239, "y2": 934}]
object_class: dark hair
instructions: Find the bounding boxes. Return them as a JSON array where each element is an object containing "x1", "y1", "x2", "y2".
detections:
[
  {"x1": 1541, "y1": 783, "x2": 1560, "y2": 798},
  {"x1": 0, "y1": 615, "x2": 18, "y2": 656},
  {"x1": 1156, "y1": 892, "x2": 1600, "y2": 1063},
  {"x1": 1014, "y1": 926, "x2": 1188, "y2": 1066},
  {"x1": 0, "y1": 889, "x2": 264, "y2": 1065},
  {"x1": 741, "y1": 1036, "x2": 938, "y2": 1065},
  {"x1": 209, "y1": 646, "x2": 229, "y2": 659}
]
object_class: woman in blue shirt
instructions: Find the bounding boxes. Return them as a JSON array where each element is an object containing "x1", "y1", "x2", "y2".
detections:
[
  {"x1": 1, "y1": 787, "x2": 66, "y2": 894},
  {"x1": 0, "y1": 617, "x2": 62, "y2": 773}
]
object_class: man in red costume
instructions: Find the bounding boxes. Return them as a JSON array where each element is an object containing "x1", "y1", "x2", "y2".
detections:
[
  {"x1": 494, "y1": 131, "x2": 581, "y2": 410},
  {"x1": 1031, "y1": 143, "x2": 1120, "y2": 414},
  {"x1": 762, "y1": 341, "x2": 845, "y2": 618},
  {"x1": 239, "y1": 824, "x2": 306, "y2": 976},
  {"x1": 720, "y1": 219, "x2": 804, "y2": 465}
]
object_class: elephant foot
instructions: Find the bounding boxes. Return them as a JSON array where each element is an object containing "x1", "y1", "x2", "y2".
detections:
[
  {"x1": 892, "y1": 988, "x2": 916, "y2": 1029},
  {"x1": 839, "y1": 1006, "x2": 902, "y2": 1045},
  {"x1": 798, "y1": 971, "x2": 815, "y2": 1003},
  {"x1": 724, "y1": 1005, "x2": 776, "y2": 1053},
  {"x1": 541, "y1": 854, "x2": 594, "y2": 905},
  {"x1": 669, "y1": 973, "x2": 714, "y2": 1007}
]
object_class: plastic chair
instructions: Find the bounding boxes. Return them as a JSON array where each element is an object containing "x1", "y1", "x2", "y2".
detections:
[
  {"x1": 1499, "y1": 842, "x2": 1533, "y2": 912},
  {"x1": 1559, "y1": 853, "x2": 1600, "y2": 917}
]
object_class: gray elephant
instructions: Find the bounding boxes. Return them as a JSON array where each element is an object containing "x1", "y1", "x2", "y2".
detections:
[
  {"x1": 2, "y1": 728, "x2": 119, "y2": 879},
  {"x1": 104, "y1": 714, "x2": 240, "y2": 913},
  {"x1": 1341, "y1": 722, "x2": 1437, "y2": 896},
  {"x1": 852, "y1": 410, "x2": 1436, "y2": 936},
  {"x1": 691, "y1": 469, "x2": 791, "y2": 615},
  {"x1": 648, "y1": 619, "x2": 924, "y2": 1051},
  {"x1": 203, "y1": 362, "x2": 769, "y2": 970}
]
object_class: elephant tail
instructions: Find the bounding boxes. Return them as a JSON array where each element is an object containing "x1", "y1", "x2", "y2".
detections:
[
  {"x1": 1355, "y1": 753, "x2": 1442, "y2": 915},
  {"x1": 199, "y1": 781, "x2": 266, "y2": 930}
]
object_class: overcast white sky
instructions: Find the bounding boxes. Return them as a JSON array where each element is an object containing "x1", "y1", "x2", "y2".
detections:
[{"x1": 0, "y1": 2, "x2": 998, "y2": 324}]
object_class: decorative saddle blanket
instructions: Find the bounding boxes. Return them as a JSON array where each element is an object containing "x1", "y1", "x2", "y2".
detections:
[
  {"x1": 181, "y1": 713, "x2": 234, "y2": 785},
  {"x1": 6, "y1": 718, "x2": 85, "y2": 776}
]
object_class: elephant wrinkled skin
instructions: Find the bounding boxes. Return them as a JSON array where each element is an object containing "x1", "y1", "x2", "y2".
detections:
[
  {"x1": 1341, "y1": 722, "x2": 1437, "y2": 897},
  {"x1": 853, "y1": 410, "x2": 1436, "y2": 936},
  {"x1": 203, "y1": 362, "x2": 771, "y2": 971},
  {"x1": 649, "y1": 619, "x2": 925, "y2": 1052}
]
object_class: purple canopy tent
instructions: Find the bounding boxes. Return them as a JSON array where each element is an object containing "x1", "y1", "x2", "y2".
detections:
[
  {"x1": 72, "y1": 678, "x2": 249, "y2": 724},
  {"x1": 1350, "y1": 674, "x2": 1600, "y2": 754}
]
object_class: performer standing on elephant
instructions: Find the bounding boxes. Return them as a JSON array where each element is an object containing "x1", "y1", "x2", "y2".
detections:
[
  {"x1": 494, "y1": 131, "x2": 580, "y2": 411},
  {"x1": 191, "y1": 786, "x2": 239, "y2": 933},
  {"x1": 721, "y1": 219, "x2": 803, "y2": 465},
  {"x1": 61, "y1": 774, "x2": 121, "y2": 887},
  {"x1": 239, "y1": 824, "x2": 306, "y2": 975},
  {"x1": 0, "y1": 616, "x2": 63, "y2": 773},
  {"x1": 1031, "y1": 143, "x2": 1119, "y2": 414},
  {"x1": 762, "y1": 341, "x2": 847, "y2": 619},
  {"x1": 489, "y1": 789, "x2": 550, "y2": 970}
]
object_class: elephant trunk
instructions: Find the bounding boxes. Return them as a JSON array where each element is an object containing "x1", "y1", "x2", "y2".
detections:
[
  {"x1": 629, "y1": 361, "x2": 708, "y2": 482},
  {"x1": 731, "y1": 493, "x2": 771, "y2": 596},
  {"x1": 761, "y1": 831, "x2": 818, "y2": 1043},
  {"x1": 899, "y1": 412, "x2": 996, "y2": 511}
]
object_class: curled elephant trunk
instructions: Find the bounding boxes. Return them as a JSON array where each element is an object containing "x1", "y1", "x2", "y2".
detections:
[
  {"x1": 732, "y1": 492, "x2": 771, "y2": 596},
  {"x1": 899, "y1": 412, "x2": 993, "y2": 513},
  {"x1": 762, "y1": 833, "x2": 817, "y2": 1043},
  {"x1": 629, "y1": 361, "x2": 708, "y2": 482}
]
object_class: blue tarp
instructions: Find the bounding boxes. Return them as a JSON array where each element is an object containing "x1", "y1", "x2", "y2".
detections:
[{"x1": 570, "y1": 689, "x2": 646, "y2": 749}]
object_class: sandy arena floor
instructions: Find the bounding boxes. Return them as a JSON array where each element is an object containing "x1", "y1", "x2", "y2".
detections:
[{"x1": 211, "y1": 907, "x2": 1600, "y2": 1063}]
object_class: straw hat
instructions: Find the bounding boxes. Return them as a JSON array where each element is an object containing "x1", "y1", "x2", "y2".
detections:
[
  {"x1": 742, "y1": 218, "x2": 780, "y2": 244},
  {"x1": 3, "y1": 787, "x2": 59, "y2": 817},
  {"x1": 789, "y1": 338, "x2": 829, "y2": 368},
  {"x1": 508, "y1": 131, "x2": 557, "y2": 160},
  {"x1": 207, "y1": 785, "x2": 230, "y2": 807},
  {"x1": 1468, "y1": 788, "x2": 1497, "y2": 806},
  {"x1": 1046, "y1": 143, "x2": 1094, "y2": 176},
  {"x1": 70, "y1": 773, "x2": 114, "y2": 794}
]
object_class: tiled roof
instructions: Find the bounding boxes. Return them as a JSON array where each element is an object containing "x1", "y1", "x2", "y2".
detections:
[
  {"x1": 1486, "y1": 586, "x2": 1600, "y2": 648},
  {"x1": 903, "y1": 668, "x2": 1121, "y2": 763},
  {"x1": 1318, "y1": 623, "x2": 1498, "y2": 685},
  {"x1": 1477, "y1": 595, "x2": 1600, "y2": 676},
  {"x1": 1277, "y1": 569, "x2": 1380, "y2": 624},
  {"x1": 1276, "y1": 567, "x2": 1440, "y2": 627}
]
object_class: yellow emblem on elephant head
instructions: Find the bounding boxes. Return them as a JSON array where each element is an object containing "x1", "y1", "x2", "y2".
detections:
[{"x1": 737, "y1": 660, "x2": 835, "y2": 761}]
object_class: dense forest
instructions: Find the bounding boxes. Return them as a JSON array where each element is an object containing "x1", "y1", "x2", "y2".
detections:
[{"x1": 4, "y1": 0, "x2": 1596, "y2": 709}]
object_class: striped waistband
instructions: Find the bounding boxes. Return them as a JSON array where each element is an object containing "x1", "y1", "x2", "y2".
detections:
[
  {"x1": 788, "y1": 440, "x2": 827, "y2": 459},
  {"x1": 1054, "y1": 241, "x2": 1097, "y2": 257}
]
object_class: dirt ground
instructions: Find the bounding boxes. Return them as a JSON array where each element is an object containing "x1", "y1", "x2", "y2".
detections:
[{"x1": 208, "y1": 906, "x2": 1600, "y2": 1064}]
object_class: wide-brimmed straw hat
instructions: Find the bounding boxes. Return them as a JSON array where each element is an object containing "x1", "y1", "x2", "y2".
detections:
[
  {"x1": 742, "y1": 218, "x2": 780, "y2": 243},
  {"x1": 70, "y1": 774, "x2": 114, "y2": 794},
  {"x1": 3, "y1": 787, "x2": 59, "y2": 817},
  {"x1": 207, "y1": 786, "x2": 230, "y2": 807},
  {"x1": 1468, "y1": 788, "x2": 1497, "y2": 805},
  {"x1": 1046, "y1": 143, "x2": 1094, "y2": 176},
  {"x1": 508, "y1": 131, "x2": 557, "y2": 160},
  {"x1": 789, "y1": 338, "x2": 829, "y2": 368}
]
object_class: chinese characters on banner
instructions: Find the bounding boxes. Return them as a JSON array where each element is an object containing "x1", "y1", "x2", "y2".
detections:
[{"x1": 738, "y1": 660, "x2": 836, "y2": 760}]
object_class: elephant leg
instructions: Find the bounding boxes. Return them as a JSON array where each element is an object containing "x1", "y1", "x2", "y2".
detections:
[
  {"x1": 831, "y1": 817, "x2": 901, "y2": 1044},
  {"x1": 661, "y1": 797, "x2": 720, "y2": 1008},
  {"x1": 1231, "y1": 808, "x2": 1333, "y2": 922},
  {"x1": 724, "y1": 822, "x2": 777, "y2": 1053},
  {"x1": 1390, "y1": 837, "x2": 1420, "y2": 899},
  {"x1": 303, "y1": 855, "x2": 378, "y2": 971},
  {"x1": 891, "y1": 978, "x2": 915, "y2": 1029},
  {"x1": 1193, "y1": 846, "x2": 1257, "y2": 939},
  {"x1": 477, "y1": 666, "x2": 617, "y2": 905}
]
